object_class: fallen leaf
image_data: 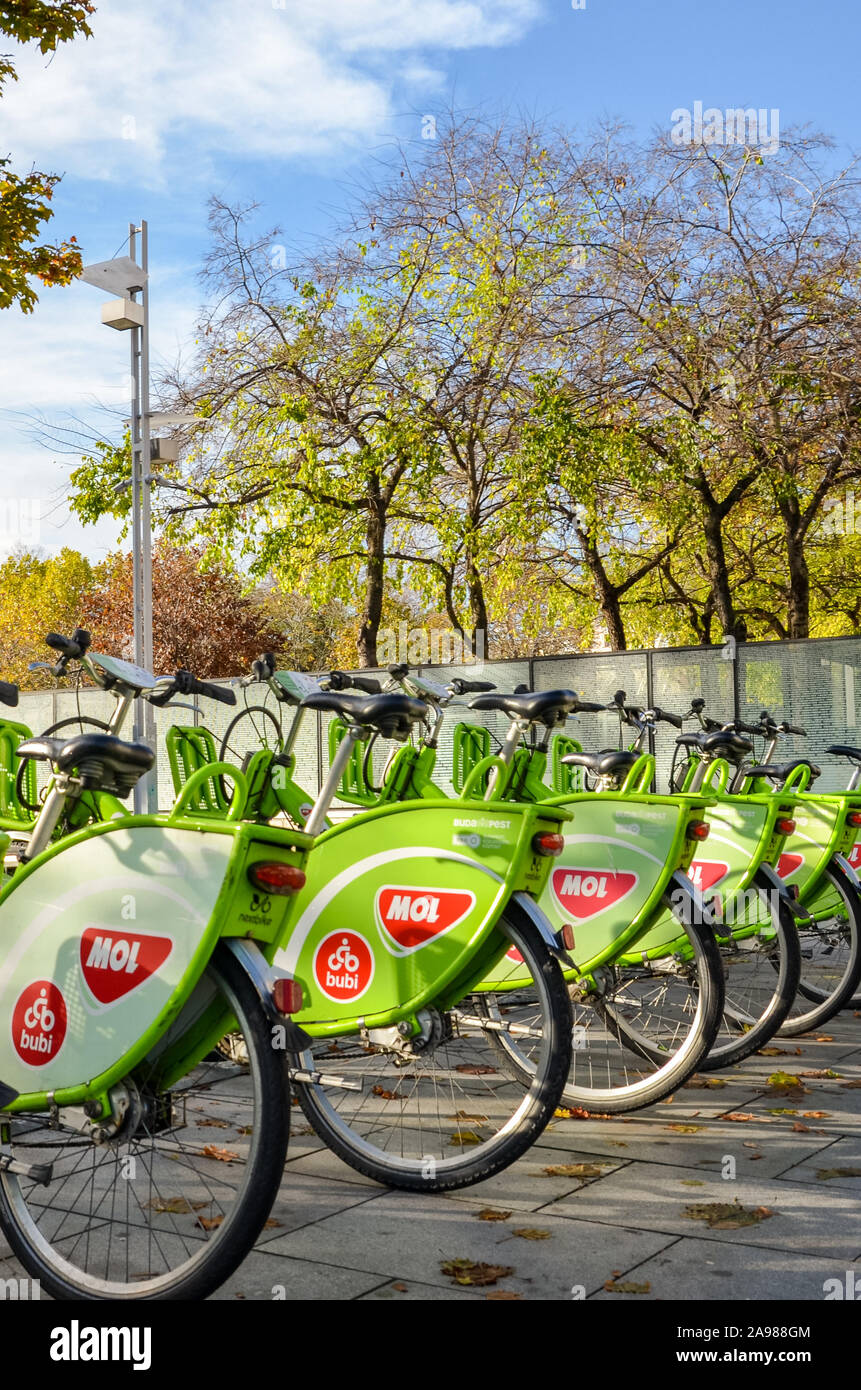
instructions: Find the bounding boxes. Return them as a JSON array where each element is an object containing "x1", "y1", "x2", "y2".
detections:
[
  {"x1": 604, "y1": 1279, "x2": 651, "y2": 1294},
  {"x1": 767, "y1": 1071, "x2": 807, "y2": 1092},
  {"x1": 541, "y1": 1163, "x2": 609, "y2": 1179},
  {"x1": 743, "y1": 1141, "x2": 760, "y2": 1148},
  {"x1": 450, "y1": 1130, "x2": 481, "y2": 1146},
  {"x1": 684, "y1": 1077, "x2": 727, "y2": 1089},
  {"x1": 146, "y1": 1197, "x2": 207, "y2": 1214},
  {"x1": 196, "y1": 1215, "x2": 224, "y2": 1231},
  {"x1": 372, "y1": 1086, "x2": 399, "y2": 1101},
  {"x1": 450, "y1": 1111, "x2": 489, "y2": 1124},
  {"x1": 512, "y1": 1228, "x2": 551, "y2": 1240},
  {"x1": 667, "y1": 1124, "x2": 704, "y2": 1134},
  {"x1": 802, "y1": 1111, "x2": 830, "y2": 1119},
  {"x1": 440, "y1": 1259, "x2": 513, "y2": 1287},
  {"x1": 791, "y1": 1122, "x2": 810, "y2": 1133},
  {"x1": 841, "y1": 1080, "x2": 861, "y2": 1089},
  {"x1": 392, "y1": 1282, "x2": 408, "y2": 1292},
  {"x1": 799, "y1": 1069, "x2": 840, "y2": 1079},
  {"x1": 680, "y1": 1179, "x2": 705, "y2": 1187},
  {"x1": 477, "y1": 1208, "x2": 511, "y2": 1222},
  {"x1": 263, "y1": 1219, "x2": 284, "y2": 1230},
  {"x1": 722, "y1": 1112, "x2": 756, "y2": 1122},
  {"x1": 816, "y1": 1167, "x2": 861, "y2": 1180},
  {"x1": 200, "y1": 1145, "x2": 239, "y2": 1163},
  {"x1": 485, "y1": 1291, "x2": 522, "y2": 1300},
  {"x1": 683, "y1": 1201, "x2": 774, "y2": 1230},
  {"x1": 767, "y1": 1108, "x2": 798, "y2": 1115},
  {"x1": 814, "y1": 1035, "x2": 834, "y2": 1042},
  {"x1": 757, "y1": 1047, "x2": 784, "y2": 1056},
  {"x1": 553, "y1": 1105, "x2": 614, "y2": 1119},
  {"x1": 455, "y1": 1064, "x2": 497, "y2": 1076},
  {"x1": 235, "y1": 1125, "x2": 253, "y2": 1135},
  {"x1": 197, "y1": 1118, "x2": 230, "y2": 1129}
]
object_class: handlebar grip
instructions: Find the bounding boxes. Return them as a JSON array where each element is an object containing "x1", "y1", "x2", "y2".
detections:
[
  {"x1": 573, "y1": 700, "x2": 605, "y2": 714},
  {"x1": 192, "y1": 679, "x2": 236, "y2": 706},
  {"x1": 612, "y1": 689, "x2": 626, "y2": 706},
  {"x1": 654, "y1": 707, "x2": 683, "y2": 730},
  {"x1": 387, "y1": 663, "x2": 409, "y2": 680},
  {"x1": 46, "y1": 628, "x2": 91, "y2": 660},
  {"x1": 0, "y1": 680, "x2": 18, "y2": 707},
  {"x1": 349, "y1": 675, "x2": 382, "y2": 695},
  {"x1": 785, "y1": 723, "x2": 806, "y2": 736},
  {"x1": 691, "y1": 697, "x2": 705, "y2": 712}
]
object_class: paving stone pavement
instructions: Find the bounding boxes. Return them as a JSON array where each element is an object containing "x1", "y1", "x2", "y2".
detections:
[{"x1": 3, "y1": 1015, "x2": 860, "y2": 1301}]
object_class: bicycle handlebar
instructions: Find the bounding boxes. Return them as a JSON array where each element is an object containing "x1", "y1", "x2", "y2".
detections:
[
  {"x1": 150, "y1": 671, "x2": 236, "y2": 708},
  {"x1": 46, "y1": 628, "x2": 91, "y2": 661},
  {"x1": 0, "y1": 680, "x2": 18, "y2": 707},
  {"x1": 327, "y1": 670, "x2": 382, "y2": 695},
  {"x1": 450, "y1": 679, "x2": 496, "y2": 695}
]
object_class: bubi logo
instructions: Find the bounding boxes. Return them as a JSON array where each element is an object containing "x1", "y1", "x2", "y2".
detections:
[
  {"x1": 80, "y1": 927, "x2": 173, "y2": 1006},
  {"x1": 777, "y1": 852, "x2": 804, "y2": 880},
  {"x1": 375, "y1": 886, "x2": 475, "y2": 955},
  {"x1": 313, "y1": 931, "x2": 374, "y2": 1002},
  {"x1": 689, "y1": 860, "x2": 730, "y2": 893},
  {"x1": 551, "y1": 869, "x2": 637, "y2": 919},
  {"x1": 12, "y1": 981, "x2": 67, "y2": 1066}
]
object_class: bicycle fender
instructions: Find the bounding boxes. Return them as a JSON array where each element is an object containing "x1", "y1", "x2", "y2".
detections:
[
  {"x1": 223, "y1": 938, "x2": 311, "y2": 1050},
  {"x1": 507, "y1": 890, "x2": 574, "y2": 967},
  {"x1": 754, "y1": 862, "x2": 812, "y2": 921},
  {"x1": 829, "y1": 852, "x2": 861, "y2": 893}
]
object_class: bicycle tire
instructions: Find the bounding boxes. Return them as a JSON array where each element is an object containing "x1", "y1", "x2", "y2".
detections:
[
  {"x1": 779, "y1": 863, "x2": 861, "y2": 1034},
  {"x1": 218, "y1": 705, "x2": 283, "y2": 804},
  {"x1": 293, "y1": 912, "x2": 573, "y2": 1191},
  {"x1": 0, "y1": 944, "x2": 290, "y2": 1300}
]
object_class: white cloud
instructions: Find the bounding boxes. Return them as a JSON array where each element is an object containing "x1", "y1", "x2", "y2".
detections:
[{"x1": 1, "y1": 0, "x2": 542, "y2": 184}]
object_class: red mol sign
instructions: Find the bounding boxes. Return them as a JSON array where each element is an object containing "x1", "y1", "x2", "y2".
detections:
[{"x1": 551, "y1": 869, "x2": 638, "y2": 920}]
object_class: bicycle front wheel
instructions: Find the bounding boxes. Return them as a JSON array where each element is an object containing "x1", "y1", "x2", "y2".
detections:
[
  {"x1": 0, "y1": 945, "x2": 290, "y2": 1300},
  {"x1": 293, "y1": 913, "x2": 573, "y2": 1191}
]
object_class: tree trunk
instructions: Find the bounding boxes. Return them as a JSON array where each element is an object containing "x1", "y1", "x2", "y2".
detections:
[
  {"x1": 701, "y1": 504, "x2": 747, "y2": 642},
  {"x1": 357, "y1": 501, "x2": 385, "y2": 667},
  {"x1": 581, "y1": 534, "x2": 627, "y2": 650},
  {"x1": 784, "y1": 527, "x2": 810, "y2": 639},
  {"x1": 467, "y1": 560, "x2": 490, "y2": 659}
]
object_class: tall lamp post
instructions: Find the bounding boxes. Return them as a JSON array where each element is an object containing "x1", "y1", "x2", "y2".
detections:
[{"x1": 79, "y1": 223, "x2": 155, "y2": 811}]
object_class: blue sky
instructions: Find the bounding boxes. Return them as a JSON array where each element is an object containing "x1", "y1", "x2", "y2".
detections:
[{"x1": 1, "y1": 0, "x2": 859, "y2": 563}]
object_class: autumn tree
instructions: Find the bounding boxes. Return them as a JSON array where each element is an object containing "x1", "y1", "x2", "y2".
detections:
[
  {"x1": 0, "y1": 1, "x2": 93, "y2": 310},
  {"x1": 0, "y1": 546, "x2": 94, "y2": 685},
  {"x1": 82, "y1": 541, "x2": 278, "y2": 678}
]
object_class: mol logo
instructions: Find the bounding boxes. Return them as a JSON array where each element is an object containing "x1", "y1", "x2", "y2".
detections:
[
  {"x1": 689, "y1": 860, "x2": 730, "y2": 893},
  {"x1": 375, "y1": 886, "x2": 475, "y2": 955},
  {"x1": 80, "y1": 927, "x2": 173, "y2": 1006},
  {"x1": 313, "y1": 931, "x2": 374, "y2": 1003},
  {"x1": 12, "y1": 981, "x2": 67, "y2": 1066},
  {"x1": 777, "y1": 852, "x2": 804, "y2": 881},
  {"x1": 551, "y1": 869, "x2": 638, "y2": 920},
  {"x1": 848, "y1": 842, "x2": 861, "y2": 872}
]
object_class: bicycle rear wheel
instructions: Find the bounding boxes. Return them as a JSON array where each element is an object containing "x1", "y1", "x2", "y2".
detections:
[
  {"x1": 0, "y1": 946, "x2": 290, "y2": 1300},
  {"x1": 293, "y1": 913, "x2": 572, "y2": 1191},
  {"x1": 779, "y1": 863, "x2": 861, "y2": 1035}
]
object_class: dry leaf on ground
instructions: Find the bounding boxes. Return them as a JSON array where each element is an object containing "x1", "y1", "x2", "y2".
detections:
[{"x1": 440, "y1": 1259, "x2": 513, "y2": 1287}]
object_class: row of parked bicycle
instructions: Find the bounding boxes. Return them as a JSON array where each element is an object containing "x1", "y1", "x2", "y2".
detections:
[{"x1": 0, "y1": 628, "x2": 858, "y2": 1300}]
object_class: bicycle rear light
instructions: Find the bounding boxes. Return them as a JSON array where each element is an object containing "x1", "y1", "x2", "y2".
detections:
[
  {"x1": 248, "y1": 862, "x2": 307, "y2": 894},
  {"x1": 686, "y1": 820, "x2": 710, "y2": 841},
  {"x1": 847, "y1": 812, "x2": 861, "y2": 828},
  {"x1": 557, "y1": 923, "x2": 576, "y2": 951},
  {"x1": 776, "y1": 818, "x2": 796, "y2": 836},
  {"x1": 272, "y1": 977, "x2": 304, "y2": 1014},
  {"x1": 533, "y1": 833, "x2": 565, "y2": 856}
]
